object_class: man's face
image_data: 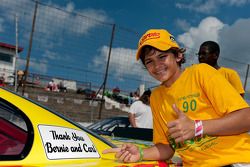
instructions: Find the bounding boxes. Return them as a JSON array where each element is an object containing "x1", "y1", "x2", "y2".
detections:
[{"x1": 198, "y1": 46, "x2": 217, "y2": 66}]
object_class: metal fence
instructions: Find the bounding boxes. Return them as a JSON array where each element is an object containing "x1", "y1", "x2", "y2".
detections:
[{"x1": 0, "y1": 0, "x2": 249, "y2": 120}]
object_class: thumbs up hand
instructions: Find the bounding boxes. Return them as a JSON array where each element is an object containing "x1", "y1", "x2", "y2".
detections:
[{"x1": 167, "y1": 104, "x2": 195, "y2": 143}]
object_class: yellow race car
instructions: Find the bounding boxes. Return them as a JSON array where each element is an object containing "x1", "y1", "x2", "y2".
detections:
[{"x1": 0, "y1": 87, "x2": 181, "y2": 167}]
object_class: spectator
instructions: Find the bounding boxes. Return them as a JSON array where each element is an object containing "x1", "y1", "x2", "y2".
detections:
[
  {"x1": 198, "y1": 41, "x2": 245, "y2": 97},
  {"x1": 47, "y1": 80, "x2": 58, "y2": 92},
  {"x1": 132, "y1": 91, "x2": 140, "y2": 101},
  {"x1": 17, "y1": 70, "x2": 24, "y2": 87},
  {"x1": 112, "y1": 86, "x2": 121, "y2": 102},
  {"x1": 48, "y1": 80, "x2": 53, "y2": 91},
  {"x1": 34, "y1": 76, "x2": 40, "y2": 85},
  {"x1": 112, "y1": 86, "x2": 120, "y2": 96},
  {"x1": 128, "y1": 90, "x2": 152, "y2": 129},
  {"x1": 58, "y1": 81, "x2": 67, "y2": 92},
  {"x1": 127, "y1": 92, "x2": 134, "y2": 105},
  {"x1": 0, "y1": 76, "x2": 5, "y2": 87}
]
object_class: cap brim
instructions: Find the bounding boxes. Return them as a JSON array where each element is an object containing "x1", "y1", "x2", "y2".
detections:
[{"x1": 136, "y1": 42, "x2": 172, "y2": 60}]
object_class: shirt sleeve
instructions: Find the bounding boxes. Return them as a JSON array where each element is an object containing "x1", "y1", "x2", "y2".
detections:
[
  {"x1": 200, "y1": 66, "x2": 249, "y2": 116},
  {"x1": 129, "y1": 102, "x2": 138, "y2": 114},
  {"x1": 228, "y1": 70, "x2": 245, "y2": 94}
]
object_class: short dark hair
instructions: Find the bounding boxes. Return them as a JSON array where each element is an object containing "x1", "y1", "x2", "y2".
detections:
[
  {"x1": 140, "y1": 89, "x2": 151, "y2": 104},
  {"x1": 200, "y1": 41, "x2": 220, "y2": 56},
  {"x1": 139, "y1": 45, "x2": 186, "y2": 66}
]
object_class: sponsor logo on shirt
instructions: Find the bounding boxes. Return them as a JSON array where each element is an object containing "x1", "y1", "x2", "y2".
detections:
[{"x1": 168, "y1": 134, "x2": 218, "y2": 152}]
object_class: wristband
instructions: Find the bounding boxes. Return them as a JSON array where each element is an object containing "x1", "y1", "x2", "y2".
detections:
[
  {"x1": 194, "y1": 120, "x2": 203, "y2": 138},
  {"x1": 138, "y1": 146, "x2": 144, "y2": 162}
]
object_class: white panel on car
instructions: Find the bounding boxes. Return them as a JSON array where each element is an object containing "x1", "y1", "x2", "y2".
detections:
[{"x1": 38, "y1": 125, "x2": 100, "y2": 160}]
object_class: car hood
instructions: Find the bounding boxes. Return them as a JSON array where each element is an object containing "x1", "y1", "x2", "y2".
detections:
[{"x1": 2, "y1": 159, "x2": 168, "y2": 167}]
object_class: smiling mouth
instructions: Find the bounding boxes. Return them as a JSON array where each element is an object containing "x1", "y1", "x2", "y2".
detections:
[{"x1": 155, "y1": 69, "x2": 166, "y2": 76}]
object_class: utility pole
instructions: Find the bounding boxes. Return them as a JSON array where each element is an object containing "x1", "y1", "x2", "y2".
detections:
[
  {"x1": 21, "y1": 1, "x2": 38, "y2": 95},
  {"x1": 244, "y1": 64, "x2": 249, "y2": 91},
  {"x1": 14, "y1": 14, "x2": 19, "y2": 92},
  {"x1": 98, "y1": 24, "x2": 116, "y2": 119}
]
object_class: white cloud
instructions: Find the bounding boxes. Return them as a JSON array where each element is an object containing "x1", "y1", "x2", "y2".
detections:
[
  {"x1": 176, "y1": 0, "x2": 250, "y2": 14},
  {"x1": 225, "y1": 0, "x2": 250, "y2": 6},
  {"x1": 177, "y1": 16, "x2": 250, "y2": 66},
  {"x1": 0, "y1": 0, "x2": 110, "y2": 59},
  {"x1": 65, "y1": 2, "x2": 75, "y2": 12},
  {"x1": 0, "y1": 0, "x2": 113, "y2": 78},
  {"x1": 35, "y1": 2, "x2": 110, "y2": 36},
  {"x1": 92, "y1": 46, "x2": 158, "y2": 83},
  {"x1": 0, "y1": 0, "x2": 33, "y2": 24},
  {"x1": 42, "y1": 50, "x2": 59, "y2": 60},
  {"x1": 92, "y1": 46, "x2": 139, "y2": 77},
  {"x1": 177, "y1": 16, "x2": 250, "y2": 89},
  {"x1": 176, "y1": 1, "x2": 217, "y2": 14},
  {"x1": 17, "y1": 58, "x2": 48, "y2": 74},
  {"x1": 219, "y1": 18, "x2": 250, "y2": 64},
  {"x1": 178, "y1": 16, "x2": 224, "y2": 50},
  {"x1": 0, "y1": 17, "x2": 3, "y2": 32},
  {"x1": 175, "y1": 19, "x2": 191, "y2": 31}
]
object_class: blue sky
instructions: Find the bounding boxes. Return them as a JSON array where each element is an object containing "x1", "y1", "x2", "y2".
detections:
[
  {"x1": 1, "y1": 0, "x2": 250, "y2": 93},
  {"x1": 47, "y1": 0, "x2": 250, "y2": 35},
  {"x1": 44, "y1": 0, "x2": 250, "y2": 63},
  {"x1": 44, "y1": 0, "x2": 250, "y2": 79}
]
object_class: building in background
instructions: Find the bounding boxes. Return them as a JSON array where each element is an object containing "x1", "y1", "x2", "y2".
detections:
[{"x1": 0, "y1": 42, "x2": 23, "y2": 84}]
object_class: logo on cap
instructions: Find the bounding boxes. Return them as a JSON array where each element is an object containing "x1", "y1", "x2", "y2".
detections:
[
  {"x1": 170, "y1": 36, "x2": 176, "y2": 42},
  {"x1": 139, "y1": 32, "x2": 160, "y2": 46}
]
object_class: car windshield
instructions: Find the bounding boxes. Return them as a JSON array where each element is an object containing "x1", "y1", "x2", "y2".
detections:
[{"x1": 87, "y1": 117, "x2": 130, "y2": 132}]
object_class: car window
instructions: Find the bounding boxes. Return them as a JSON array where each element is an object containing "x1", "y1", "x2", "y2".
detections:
[
  {"x1": 101, "y1": 120, "x2": 129, "y2": 132},
  {"x1": 0, "y1": 98, "x2": 33, "y2": 160},
  {"x1": 88, "y1": 117, "x2": 130, "y2": 132}
]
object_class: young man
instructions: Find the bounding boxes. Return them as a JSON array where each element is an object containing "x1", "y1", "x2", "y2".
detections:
[
  {"x1": 198, "y1": 41, "x2": 245, "y2": 97},
  {"x1": 102, "y1": 29, "x2": 250, "y2": 166}
]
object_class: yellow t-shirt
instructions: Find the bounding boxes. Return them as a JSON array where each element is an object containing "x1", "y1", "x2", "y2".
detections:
[
  {"x1": 151, "y1": 63, "x2": 250, "y2": 166},
  {"x1": 218, "y1": 67, "x2": 245, "y2": 94}
]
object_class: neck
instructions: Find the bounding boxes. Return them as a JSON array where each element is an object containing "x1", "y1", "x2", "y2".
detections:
[
  {"x1": 213, "y1": 64, "x2": 220, "y2": 70},
  {"x1": 162, "y1": 67, "x2": 183, "y2": 87}
]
